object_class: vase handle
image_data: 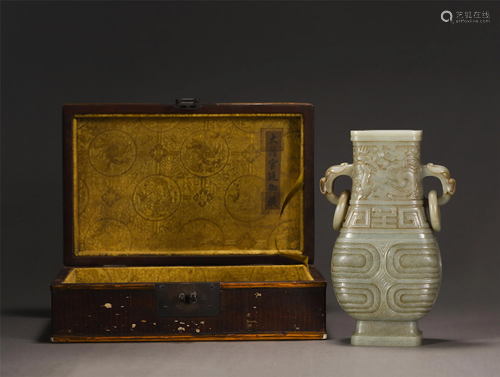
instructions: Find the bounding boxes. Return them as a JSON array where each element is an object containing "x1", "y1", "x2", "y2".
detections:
[
  {"x1": 421, "y1": 163, "x2": 456, "y2": 232},
  {"x1": 320, "y1": 163, "x2": 353, "y2": 204},
  {"x1": 320, "y1": 163, "x2": 353, "y2": 231}
]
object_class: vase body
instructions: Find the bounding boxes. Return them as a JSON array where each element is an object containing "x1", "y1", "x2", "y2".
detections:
[{"x1": 321, "y1": 130, "x2": 456, "y2": 346}]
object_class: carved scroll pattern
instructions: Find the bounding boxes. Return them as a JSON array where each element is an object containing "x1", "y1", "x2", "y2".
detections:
[{"x1": 343, "y1": 205, "x2": 429, "y2": 229}]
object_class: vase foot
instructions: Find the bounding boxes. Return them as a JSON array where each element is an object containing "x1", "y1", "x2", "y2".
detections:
[{"x1": 351, "y1": 320, "x2": 422, "y2": 346}]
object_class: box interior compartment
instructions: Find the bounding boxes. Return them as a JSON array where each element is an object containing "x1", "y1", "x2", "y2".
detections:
[{"x1": 62, "y1": 265, "x2": 314, "y2": 284}]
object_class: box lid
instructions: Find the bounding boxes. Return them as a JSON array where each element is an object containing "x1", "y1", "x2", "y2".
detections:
[{"x1": 63, "y1": 102, "x2": 314, "y2": 266}]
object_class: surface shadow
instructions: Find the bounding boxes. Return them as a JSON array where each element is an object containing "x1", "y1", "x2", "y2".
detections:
[
  {"x1": 421, "y1": 338, "x2": 453, "y2": 346},
  {"x1": 1, "y1": 308, "x2": 51, "y2": 318},
  {"x1": 334, "y1": 337, "x2": 491, "y2": 348},
  {"x1": 337, "y1": 338, "x2": 351, "y2": 345},
  {"x1": 1, "y1": 309, "x2": 53, "y2": 343},
  {"x1": 37, "y1": 321, "x2": 53, "y2": 343},
  {"x1": 421, "y1": 339, "x2": 491, "y2": 348}
]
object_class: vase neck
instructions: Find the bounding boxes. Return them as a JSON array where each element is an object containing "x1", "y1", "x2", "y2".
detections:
[{"x1": 351, "y1": 141, "x2": 423, "y2": 202}]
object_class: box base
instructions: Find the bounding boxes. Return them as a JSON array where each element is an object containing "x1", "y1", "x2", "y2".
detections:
[
  {"x1": 51, "y1": 266, "x2": 327, "y2": 342},
  {"x1": 351, "y1": 320, "x2": 422, "y2": 346},
  {"x1": 52, "y1": 332, "x2": 327, "y2": 342}
]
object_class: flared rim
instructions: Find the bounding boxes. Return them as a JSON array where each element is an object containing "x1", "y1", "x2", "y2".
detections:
[{"x1": 351, "y1": 130, "x2": 422, "y2": 142}]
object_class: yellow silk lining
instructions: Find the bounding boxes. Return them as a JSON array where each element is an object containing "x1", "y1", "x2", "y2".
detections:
[
  {"x1": 64, "y1": 265, "x2": 313, "y2": 284},
  {"x1": 73, "y1": 114, "x2": 305, "y2": 258}
]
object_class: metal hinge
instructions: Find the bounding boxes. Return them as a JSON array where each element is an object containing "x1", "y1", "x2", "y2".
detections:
[
  {"x1": 175, "y1": 98, "x2": 201, "y2": 109},
  {"x1": 155, "y1": 283, "x2": 220, "y2": 317},
  {"x1": 102, "y1": 265, "x2": 127, "y2": 267}
]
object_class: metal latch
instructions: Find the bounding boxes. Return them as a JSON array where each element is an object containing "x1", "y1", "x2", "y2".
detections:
[
  {"x1": 175, "y1": 98, "x2": 201, "y2": 109},
  {"x1": 155, "y1": 283, "x2": 220, "y2": 317}
]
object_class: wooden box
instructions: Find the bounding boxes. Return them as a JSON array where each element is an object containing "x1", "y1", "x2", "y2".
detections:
[{"x1": 51, "y1": 101, "x2": 326, "y2": 342}]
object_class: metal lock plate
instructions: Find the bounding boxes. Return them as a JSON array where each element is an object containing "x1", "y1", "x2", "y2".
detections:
[{"x1": 155, "y1": 283, "x2": 220, "y2": 317}]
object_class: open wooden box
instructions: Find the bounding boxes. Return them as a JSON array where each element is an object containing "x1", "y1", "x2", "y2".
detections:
[{"x1": 51, "y1": 101, "x2": 326, "y2": 342}]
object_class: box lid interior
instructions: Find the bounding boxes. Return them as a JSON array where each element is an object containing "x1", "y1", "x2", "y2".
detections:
[{"x1": 64, "y1": 104, "x2": 314, "y2": 266}]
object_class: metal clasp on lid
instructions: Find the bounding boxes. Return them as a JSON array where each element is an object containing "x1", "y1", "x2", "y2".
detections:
[{"x1": 175, "y1": 98, "x2": 201, "y2": 109}]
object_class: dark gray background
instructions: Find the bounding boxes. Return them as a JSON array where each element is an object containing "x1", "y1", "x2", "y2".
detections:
[{"x1": 2, "y1": 1, "x2": 500, "y2": 376}]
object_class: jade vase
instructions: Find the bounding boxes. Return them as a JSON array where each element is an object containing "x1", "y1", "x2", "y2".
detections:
[{"x1": 320, "y1": 130, "x2": 456, "y2": 346}]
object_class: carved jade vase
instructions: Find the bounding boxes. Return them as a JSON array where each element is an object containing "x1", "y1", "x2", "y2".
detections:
[{"x1": 320, "y1": 130, "x2": 456, "y2": 346}]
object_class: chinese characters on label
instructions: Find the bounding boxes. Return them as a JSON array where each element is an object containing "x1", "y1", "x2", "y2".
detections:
[{"x1": 264, "y1": 130, "x2": 283, "y2": 210}]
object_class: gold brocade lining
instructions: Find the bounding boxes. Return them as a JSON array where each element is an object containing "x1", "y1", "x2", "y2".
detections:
[
  {"x1": 64, "y1": 265, "x2": 313, "y2": 284},
  {"x1": 73, "y1": 114, "x2": 304, "y2": 258}
]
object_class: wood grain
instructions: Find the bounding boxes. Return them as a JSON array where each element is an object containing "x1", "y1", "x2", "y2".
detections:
[{"x1": 51, "y1": 273, "x2": 326, "y2": 340}]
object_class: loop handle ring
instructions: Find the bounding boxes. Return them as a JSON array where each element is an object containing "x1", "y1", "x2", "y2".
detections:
[
  {"x1": 422, "y1": 163, "x2": 455, "y2": 232},
  {"x1": 333, "y1": 190, "x2": 350, "y2": 231},
  {"x1": 427, "y1": 190, "x2": 441, "y2": 232}
]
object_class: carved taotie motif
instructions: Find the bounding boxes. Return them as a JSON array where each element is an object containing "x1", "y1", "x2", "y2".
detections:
[
  {"x1": 225, "y1": 175, "x2": 265, "y2": 222},
  {"x1": 181, "y1": 131, "x2": 229, "y2": 177},
  {"x1": 331, "y1": 240, "x2": 441, "y2": 320},
  {"x1": 133, "y1": 175, "x2": 181, "y2": 221},
  {"x1": 89, "y1": 130, "x2": 137, "y2": 176},
  {"x1": 176, "y1": 219, "x2": 224, "y2": 250},
  {"x1": 85, "y1": 219, "x2": 133, "y2": 252}
]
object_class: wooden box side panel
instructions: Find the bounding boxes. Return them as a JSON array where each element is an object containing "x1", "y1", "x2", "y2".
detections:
[{"x1": 51, "y1": 285, "x2": 325, "y2": 341}]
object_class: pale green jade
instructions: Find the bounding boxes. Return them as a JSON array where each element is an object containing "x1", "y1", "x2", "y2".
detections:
[{"x1": 320, "y1": 130, "x2": 456, "y2": 346}]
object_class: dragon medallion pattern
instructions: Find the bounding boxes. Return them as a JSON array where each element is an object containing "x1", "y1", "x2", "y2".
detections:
[
  {"x1": 73, "y1": 114, "x2": 303, "y2": 255},
  {"x1": 352, "y1": 144, "x2": 421, "y2": 201}
]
